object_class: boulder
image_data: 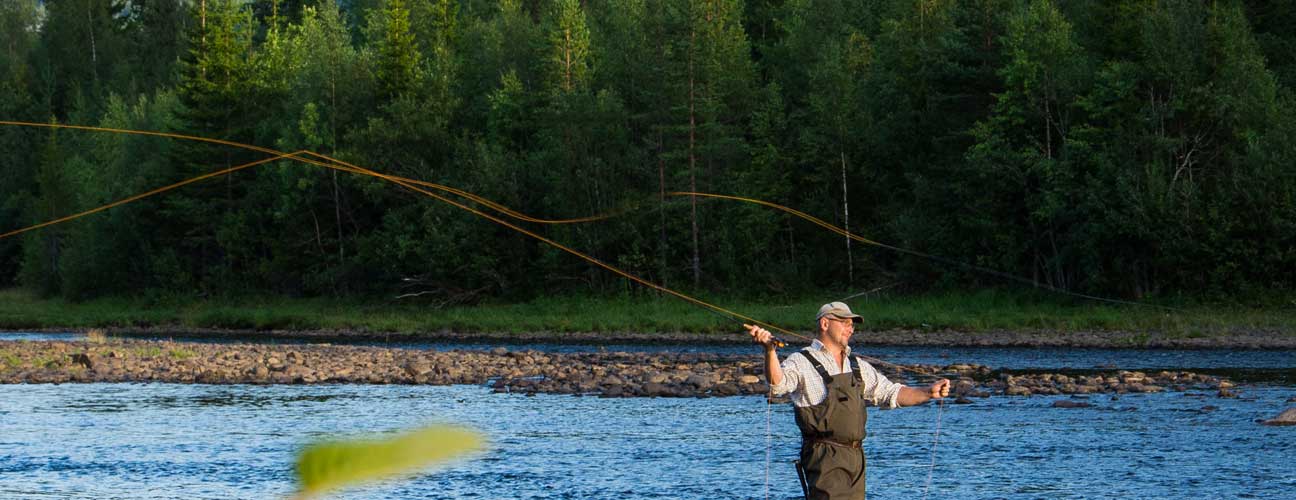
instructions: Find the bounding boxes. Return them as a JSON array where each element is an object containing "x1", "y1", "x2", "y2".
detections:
[
  {"x1": 1261, "y1": 408, "x2": 1296, "y2": 426},
  {"x1": 405, "y1": 363, "x2": 433, "y2": 377},
  {"x1": 1052, "y1": 400, "x2": 1092, "y2": 408},
  {"x1": 248, "y1": 365, "x2": 269, "y2": 378},
  {"x1": 643, "y1": 382, "x2": 668, "y2": 397},
  {"x1": 69, "y1": 353, "x2": 96, "y2": 370},
  {"x1": 684, "y1": 374, "x2": 711, "y2": 387}
]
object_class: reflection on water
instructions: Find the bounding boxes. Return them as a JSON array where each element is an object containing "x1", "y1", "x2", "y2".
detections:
[{"x1": 1, "y1": 383, "x2": 1293, "y2": 499}]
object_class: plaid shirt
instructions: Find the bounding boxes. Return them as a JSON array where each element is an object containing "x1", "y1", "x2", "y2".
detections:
[{"x1": 769, "y1": 339, "x2": 903, "y2": 409}]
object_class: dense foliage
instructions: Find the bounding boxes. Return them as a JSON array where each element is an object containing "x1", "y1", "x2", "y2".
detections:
[{"x1": 1, "y1": 0, "x2": 1293, "y2": 303}]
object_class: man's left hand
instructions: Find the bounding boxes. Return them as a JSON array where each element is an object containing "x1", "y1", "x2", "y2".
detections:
[{"x1": 928, "y1": 379, "x2": 950, "y2": 399}]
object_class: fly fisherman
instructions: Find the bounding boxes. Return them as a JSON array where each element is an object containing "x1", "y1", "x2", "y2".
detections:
[{"x1": 747, "y1": 302, "x2": 950, "y2": 500}]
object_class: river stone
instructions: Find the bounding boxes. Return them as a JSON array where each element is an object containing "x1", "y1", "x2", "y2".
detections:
[
  {"x1": 404, "y1": 363, "x2": 431, "y2": 377},
  {"x1": 739, "y1": 375, "x2": 761, "y2": 384},
  {"x1": 1052, "y1": 400, "x2": 1092, "y2": 408},
  {"x1": 1120, "y1": 372, "x2": 1146, "y2": 383},
  {"x1": 1006, "y1": 386, "x2": 1032, "y2": 396},
  {"x1": 1287, "y1": 397, "x2": 1296, "y2": 403},
  {"x1": 69, "y1": 353, "x2": 95, "y2": 370},
  {"x1": 1262, "y1": 408, "x2": 1296, "y2": 426},
  {"x1": 684, "y1": 374, "x2": 710, "y2": 387},
  {"x1": 248, "y1": 365, "x2": 269, "y2": 378},
  {"x1": 643, "y1": 382, "x2": 668, "y2": 397}
]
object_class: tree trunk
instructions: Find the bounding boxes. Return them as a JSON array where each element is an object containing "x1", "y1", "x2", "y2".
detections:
[
  {"x1": 86, "y1": 1, "x2": 98, "y2": 87},
  {"x1": 200, "y1": 0, "x2": 207, "y2": 79},
  {"x1": 331, "y1": 75, "x2": 343, "y2": 263},
  {"x1": 658, "y1": 132, "x2": 667, "y2": 288},
  {"x1": 563, "y1": 28, "x2": 572, "y2": 92},
  {"x1": 841, "y1": 151, "x2": 852, "y2": 287},
  {"x1": 688, "y1": 23, "x2": 700, "y2": 289}
]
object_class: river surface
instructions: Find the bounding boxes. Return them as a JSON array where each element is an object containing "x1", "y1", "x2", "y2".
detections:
[
  {"x1": 2, "y1": 334, "x2": 1294, "y2": 499},
  {"x1": 5, "y1": 331, "x2": 1296, "y2": 370},
  {"x1": 1, "y1": 381, "x2": 1294, "y2": 499}
]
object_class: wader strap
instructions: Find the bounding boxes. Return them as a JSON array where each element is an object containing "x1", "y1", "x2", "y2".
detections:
[
  {"x1": 794, "y1": 459, "x2": 810, "y2": 500},
  {"x1": 797, "y1": 350, "x2": 838, "y2": 384},
  {"x1": 799, "y1": 350, "x2": 864, "y2": 384},
  {"x1": 804, "y1": 437, "x2": 863, "y2": 449}
]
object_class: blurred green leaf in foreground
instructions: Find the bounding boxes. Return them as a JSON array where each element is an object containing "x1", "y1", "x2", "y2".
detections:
[{"x1": 295, "y1": 424, "x2": 485, "y2": 498}]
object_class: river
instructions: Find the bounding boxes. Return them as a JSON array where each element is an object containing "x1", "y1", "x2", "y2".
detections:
[
  {"x1": 1, "y1": 336, "x2": 1293, "y2": 499},
  {"x1": 1, "y1": 383, "x2": 1293, "y2": 498}
]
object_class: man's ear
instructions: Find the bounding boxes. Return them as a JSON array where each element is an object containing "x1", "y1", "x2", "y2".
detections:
[{"x1": 818, "y1": 316, "x2": 829, "y2": 332}]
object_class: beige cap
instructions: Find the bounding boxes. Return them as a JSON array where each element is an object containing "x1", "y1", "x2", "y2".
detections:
[{"x1": 816, "y1": 301, "x2": 863, "y2": 323}]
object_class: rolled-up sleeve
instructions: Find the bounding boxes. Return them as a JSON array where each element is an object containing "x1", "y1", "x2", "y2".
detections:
[
  {"x1": 859, "y1": 362, "x2": 903, "y2": 409},
  {"x1": 769, "y1": 356, "x2": 802, "y2": 397}
]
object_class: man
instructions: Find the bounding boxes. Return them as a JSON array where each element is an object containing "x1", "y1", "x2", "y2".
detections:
[{"x1": 747, "y1": 301, "x2": 950, "y2": 500}]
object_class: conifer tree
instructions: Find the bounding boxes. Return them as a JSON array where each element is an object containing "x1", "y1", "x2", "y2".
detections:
[{"x1": 166, "y1": 0, "x2": 263, "y2": 292}]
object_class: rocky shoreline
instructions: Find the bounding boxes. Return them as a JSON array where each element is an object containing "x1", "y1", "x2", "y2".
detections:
[
  {"x1": 11, "y1": 325, "x2": 1296, "y2": 349},
  {"x1": 0, "y1": 339, "x2": 1260, "y2": 401}
]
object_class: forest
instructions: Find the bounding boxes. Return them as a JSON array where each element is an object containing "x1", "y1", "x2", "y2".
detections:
[{"x1": 1, "y1": 0, "x2": 1293, "y2": 305}]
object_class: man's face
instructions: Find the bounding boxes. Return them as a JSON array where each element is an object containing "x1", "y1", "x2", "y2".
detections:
[{"x1": 823, "y1": 315, "x2": 855, "y2": 347}]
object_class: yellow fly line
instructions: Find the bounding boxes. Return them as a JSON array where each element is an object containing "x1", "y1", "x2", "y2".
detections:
[
  {"x1": 0, "y1": 120, "x2": 810, "y2": 345},
  {"x1": 0, "y1": 120, "x2": 1169, "y2": 357},
  {"x1": 666, "y1": 191, "x2": 1177, "y2": 311},
  {"x1": 0, "y1": 120, "x2": 612, "y2": 225}
]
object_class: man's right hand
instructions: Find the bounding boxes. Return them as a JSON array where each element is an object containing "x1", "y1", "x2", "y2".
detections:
[
  {"x1": 747, "y1": 324, "x2": 785, "y2": 387},
  {"x1": 745, "y1": 324, "x2": 776, "y2": 350}
]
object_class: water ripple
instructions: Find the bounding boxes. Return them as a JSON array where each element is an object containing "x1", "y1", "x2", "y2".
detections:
[{"x1": 0, "y1": 383, "x2": 1292, "y2": 498}]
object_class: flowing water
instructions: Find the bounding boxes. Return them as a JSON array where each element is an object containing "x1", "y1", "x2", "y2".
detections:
[
  {"x1": 2, "y1": 334, "x2": 1294, "y2": 499},
  {"x1": 1, "y1": 381, "x2": 1293, "y2": 499}
]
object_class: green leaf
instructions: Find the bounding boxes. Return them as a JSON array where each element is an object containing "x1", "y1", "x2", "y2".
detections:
[{"x1": 295, "y1": 424, "x2": 485, "y2": 497}]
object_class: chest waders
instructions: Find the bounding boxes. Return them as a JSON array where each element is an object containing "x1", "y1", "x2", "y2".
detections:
[{"x1": 793, "y1": 351, "x2": 868, "y2": 500}]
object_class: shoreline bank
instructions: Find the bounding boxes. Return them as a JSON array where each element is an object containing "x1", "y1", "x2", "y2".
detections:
[
  {"x1": 1, "y1": 339, "x2": 1270, "y2": 399},
  {"x1": 7, "y1": 325, "x2": 1296, "y2": 349}
]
